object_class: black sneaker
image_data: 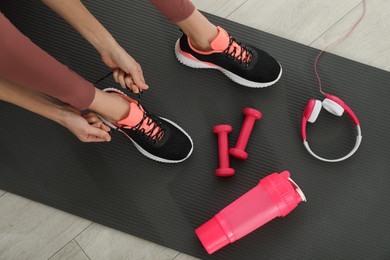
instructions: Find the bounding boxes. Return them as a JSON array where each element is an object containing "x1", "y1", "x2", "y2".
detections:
[
  {"x1": 99, "y1": 88, "x2": 193, "y2": 163},
  {"x1": 175, "y1": 26, "x2": 282, "y2": 88}
]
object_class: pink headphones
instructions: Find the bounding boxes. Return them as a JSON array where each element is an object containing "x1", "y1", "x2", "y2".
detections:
[
  {"x1": 301, "y1": 0, "x2": 365, "y2": 162},
  {"x1": 301, "y1": 94, "x2": 362, "y2": 162}
]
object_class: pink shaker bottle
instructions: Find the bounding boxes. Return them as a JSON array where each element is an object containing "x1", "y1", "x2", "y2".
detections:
[{"x1": 195, "y1": 171, "x2": 306, "y2": 254}]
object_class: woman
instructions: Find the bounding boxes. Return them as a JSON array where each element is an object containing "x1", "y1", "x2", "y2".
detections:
[{"x1": 0, "y1": 0, "x2": 281, "y2": 162}]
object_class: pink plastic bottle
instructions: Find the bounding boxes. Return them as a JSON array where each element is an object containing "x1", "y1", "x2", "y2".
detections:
[{"x1": 195, "y1": 171, "x2": 306, "y2": 254}]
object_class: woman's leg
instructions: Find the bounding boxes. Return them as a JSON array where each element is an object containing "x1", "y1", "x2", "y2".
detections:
[
  {"x1": 89, "y1": 88, "x2": 129, "y2": 121},
  {"x1": 148, "y1": 0, "x2": 195, "y2": 24},
  {"x1": 149, "y1": 0, "x2": 282, "y2": 88},
  {"x1": 0, "y1": 12, "x2": 94, "y2": 111},
  {"x1": 0, "y1": 12, "x2": 129, "y2": 121},
  {"x1": 148, "y1": 0, "x2": 217, "y2": 51},
  {"x1": 176, "y1": 10, "x2": 218, "y2": 51}
]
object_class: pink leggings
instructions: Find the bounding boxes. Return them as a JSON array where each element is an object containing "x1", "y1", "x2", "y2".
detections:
[
  {"x1": 149, "y1": 0, "x2": 195, "y2": 23},
  {"x1": 0, "y1": 0, "x2": 195, "y2": 110}
]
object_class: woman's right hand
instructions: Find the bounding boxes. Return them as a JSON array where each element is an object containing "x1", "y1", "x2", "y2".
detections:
[
  {"x1": 62, "y1": 106, "x2": 112, "y2": 143},
  {"x1": 101, "y1": 41, "x2": 149, "y2": 94}
]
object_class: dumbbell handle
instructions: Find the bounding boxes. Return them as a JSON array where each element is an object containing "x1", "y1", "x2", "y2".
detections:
[
  {"x1": 230, "y1": 108, "x2": 262, "y2": 160},
  {"x1": 213, "y1": 125, "x2": 235, "y2": 177},
  {"x1": 217, "y1": 132, "x2": 230, "y2": 168},
  {"x1": 235, "y1": 117, "x2": 256, "y2": 150}
]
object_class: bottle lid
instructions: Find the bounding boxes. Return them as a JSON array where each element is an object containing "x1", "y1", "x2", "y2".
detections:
[{"x1": 195, "y1": 217, "x2": 230, "y2": 254}]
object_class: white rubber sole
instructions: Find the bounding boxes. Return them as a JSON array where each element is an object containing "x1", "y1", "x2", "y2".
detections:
[
  {"x1": 175, "y1": 40, "x2": 282, "y2": 88},
  {"x1": 98, "y1": 88, "x2": 194, "y2": 164}
]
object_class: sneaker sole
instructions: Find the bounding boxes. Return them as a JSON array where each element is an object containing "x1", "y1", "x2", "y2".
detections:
[
  {"x1": 98, "y1": 88, "x2": 194, "y2": 164},
  {"x1": 175, "y1": 40, "x2": 282, "y2": 88}
]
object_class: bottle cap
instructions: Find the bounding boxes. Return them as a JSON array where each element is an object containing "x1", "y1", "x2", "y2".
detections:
[{"x1": 195, "y1": 217, "x2": 230, "y2": 254}]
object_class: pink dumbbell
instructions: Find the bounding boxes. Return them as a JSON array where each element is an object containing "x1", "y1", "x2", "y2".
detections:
[
  {"x1": 229, "y1": 108, "x2": 262, "y2": 160},
  {"x1": 213, "y1": 124, "x2": 235, "y2": 177}
]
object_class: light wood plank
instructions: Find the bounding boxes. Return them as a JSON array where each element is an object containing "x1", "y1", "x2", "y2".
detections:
[
  {"x1": 76, "y1": 223, "x2": 179, "y2": 260},
  {"x1": 50, "y1": 240, "x2": 90, "y2": 260},
  {"x1": 192, "y1": 0, "x2": 248, "y2": 18},
  {"x1": 0, "y1": 193, "x2": 91, "y2": 260},
  {"x1": 173, "y1": 253, "x2": 200, "y2": 260},
  {"x1": 2, "y1": 3, "x2": 388, "y2": 260},
  {"x1": 310, "y1": 0, "x2": 390, "y2": 72},
  {"x1": 227, "y1": 0, "x2": 360, "y2": 45}
]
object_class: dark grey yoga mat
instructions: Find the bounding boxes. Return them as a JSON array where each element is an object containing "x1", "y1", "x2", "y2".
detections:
[{"x1": 1, "y1": 1, "x2": 389, "y2": 259}]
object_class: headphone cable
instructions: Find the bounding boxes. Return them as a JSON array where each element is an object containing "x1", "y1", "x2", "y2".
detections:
[{"x1": 314, "y1": 0, "x2": 367, "y2": 95}]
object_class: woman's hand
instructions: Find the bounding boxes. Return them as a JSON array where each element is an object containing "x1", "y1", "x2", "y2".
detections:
[
  {"x1": 101, "y1": 42, "x2": 149, "y2": 93},
  {"x1": 62, "y1": 107, "x2": 112, "y2": 143},
  {"x1": 41, "y1": 0, "x2": 149, "y2": 93},
  {"x1": 0, "y1": 78, "x2": 112, "y2": 143}
]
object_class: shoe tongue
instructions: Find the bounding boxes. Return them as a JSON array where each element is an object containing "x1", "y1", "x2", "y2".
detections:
[
  {"x1": 118, "y1": 102, "x2": 144, "y2": 127},
  {"x1": 117, "y1": 102, "x2": 162, "y2": 139},
  {"x1": 210, "y1": 26, "x2": 251, "y2": 62},
  {"x1": 210, "y1": 26, "x2": 230, "y2": 51}
]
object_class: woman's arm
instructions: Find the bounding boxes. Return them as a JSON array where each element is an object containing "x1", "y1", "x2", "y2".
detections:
[
  {"x1": 0, "y1": 78, "x2": 111, "y2": 142},
  {"x1": 41, "y1": 0, "x2": 148, "y2": 93},
  {"x1": 42, "y1": 0, "x2": 113, "y2": 55}
]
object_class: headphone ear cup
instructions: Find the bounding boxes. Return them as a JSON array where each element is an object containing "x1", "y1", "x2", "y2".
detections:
[
  {"x1": 308, "y1": 100, "x2": 322, "y2": 123},
  {"x1": 323, "y1": 98, "x2": 344, "y2": 116}
]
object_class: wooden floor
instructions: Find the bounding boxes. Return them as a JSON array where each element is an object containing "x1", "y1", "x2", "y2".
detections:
[{"x1": 1, "y1": 0, "x2": 389, "y2": 259}]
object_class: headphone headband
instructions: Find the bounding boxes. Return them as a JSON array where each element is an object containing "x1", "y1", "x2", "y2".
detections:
[
  {"x1": 303, "y1": 125, "x2": 362, "y2": 162},
  {"x1": 301, "y1": 95, "x2": 362, "y2": 162}
]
